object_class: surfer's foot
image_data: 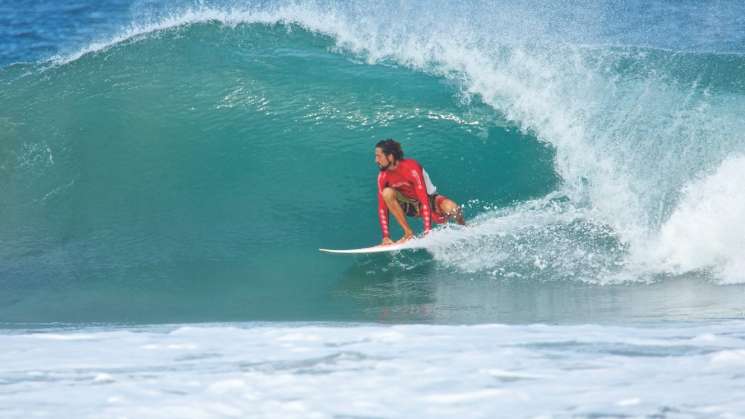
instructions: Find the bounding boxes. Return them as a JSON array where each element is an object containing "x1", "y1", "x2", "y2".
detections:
[
  {"x1": 396, "y1": 234, "x2": 413, "y2": 244},
  {"x1": 381, "y1": 237, "x2": 395, "y2": 246}
]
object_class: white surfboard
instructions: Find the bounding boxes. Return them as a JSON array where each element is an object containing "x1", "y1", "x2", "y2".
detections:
[{"x1": 319, "y1": 240, "x2": 426, "y2": 254}]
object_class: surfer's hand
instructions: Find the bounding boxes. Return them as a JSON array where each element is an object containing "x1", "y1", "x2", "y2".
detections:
[{"x1": 381, "y1": 237, "x2": 395, "y2": 246}]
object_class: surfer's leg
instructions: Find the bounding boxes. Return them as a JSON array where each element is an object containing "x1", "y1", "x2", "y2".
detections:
[
  {"x1": 381, "y1": 187, "x2": 415, "y2": 239},
  {"x1": 438, "y1": 197, "x2": 465, "y2": 225}
]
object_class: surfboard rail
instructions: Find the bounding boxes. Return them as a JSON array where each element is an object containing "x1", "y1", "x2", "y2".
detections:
[{"x1": 319, "y1": 240, "x2": 426, "y2": 254}]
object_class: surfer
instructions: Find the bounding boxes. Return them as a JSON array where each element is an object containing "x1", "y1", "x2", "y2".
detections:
[{"x1": 375, "y1": 139, "x2": 465, "y2": 245}]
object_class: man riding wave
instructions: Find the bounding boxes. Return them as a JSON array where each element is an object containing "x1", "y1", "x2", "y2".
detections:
[{"x1": 375, "y1": 139, "x2": 465, "y2": 245}]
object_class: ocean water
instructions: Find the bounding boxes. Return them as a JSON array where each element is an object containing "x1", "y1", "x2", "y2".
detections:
[{"x1": 2, "y1": 0, "x2": 745, "y2": 417}]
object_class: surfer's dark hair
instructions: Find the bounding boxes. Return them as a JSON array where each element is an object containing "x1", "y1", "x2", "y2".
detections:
[{"x1": 376, "y1": 139, "x2": 404, "y2": 161}]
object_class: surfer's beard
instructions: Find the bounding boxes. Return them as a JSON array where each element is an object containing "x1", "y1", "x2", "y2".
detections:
[{"x1": 378, "y1": 159, "x2": 393, "y2": 172}]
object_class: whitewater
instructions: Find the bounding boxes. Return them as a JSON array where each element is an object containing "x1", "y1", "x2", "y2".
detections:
[
  {"x1": 3, "y1": 322, "x2": 745, "y2": 418},
  {"x1": 2, "y1": 0, "x2": 745, "y2": 417}
]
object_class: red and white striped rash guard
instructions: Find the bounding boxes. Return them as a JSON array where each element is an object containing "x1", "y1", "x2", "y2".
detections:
[{"x1": 377, "y1": 158, "x2": 434, "y2": 238}]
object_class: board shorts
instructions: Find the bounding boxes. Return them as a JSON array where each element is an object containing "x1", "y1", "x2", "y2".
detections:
[{"x1": 396, "y1": 191, "x2": 447, "y2": 218}]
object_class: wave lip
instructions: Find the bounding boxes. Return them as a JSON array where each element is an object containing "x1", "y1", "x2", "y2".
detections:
[{"x1": 47, "y1": 3, "x2": 355, "y2": 66}]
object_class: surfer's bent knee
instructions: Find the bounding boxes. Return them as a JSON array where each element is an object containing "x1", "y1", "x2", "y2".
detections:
[{"x1": 381, "y1": 187, "x2": 397, "y2": 201}]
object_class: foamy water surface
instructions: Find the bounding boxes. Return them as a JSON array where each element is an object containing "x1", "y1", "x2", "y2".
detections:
[{"x1": 2, "y1": 321, "x2": 745, "y2": 418}]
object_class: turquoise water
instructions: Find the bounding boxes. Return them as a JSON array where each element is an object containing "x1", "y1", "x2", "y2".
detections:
[
  {"x1": 2, "y1": 2, "x2": 745, "y2": 325},
  {"x1": 2, "y1": 22, "x2": 558, "y2": 323}
]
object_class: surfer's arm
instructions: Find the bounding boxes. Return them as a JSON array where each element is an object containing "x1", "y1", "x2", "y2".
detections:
[
  {"x1": 377, "y1": 173, "x2": 390, "y2": 238},
  {"x1": 410, "y1": 165, "x2": 432, "y2": 233}
]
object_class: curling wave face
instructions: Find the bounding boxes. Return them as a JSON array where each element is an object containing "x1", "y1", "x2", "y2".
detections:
[{"x1": 2, "y1": 0, "x2": 745, "y2": 323}]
